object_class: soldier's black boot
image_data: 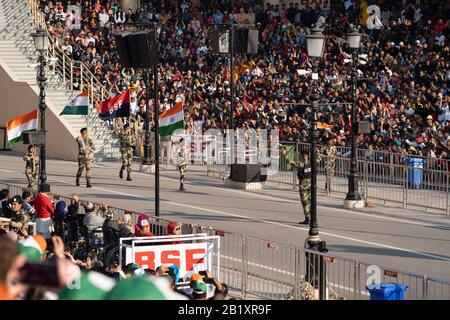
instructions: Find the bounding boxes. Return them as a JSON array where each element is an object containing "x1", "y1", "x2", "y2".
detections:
[
  {"x1": 179, "y1": 183, "x2": 185, "y2": 191},
  {"x1": 127, "y1": 174, "x2": 132, "y2": 181},
  {"x1": 86, "y1": 177, "x2": 92, "y2": 188},
  {"x1": 76, "y1": 175, "x2": 80, "y2": 187},
  {"x1": 119, "y1": 167, "x2": 124, "y2": 179},
  {"x1": 299, "y1": 217, "x2": 310, "y2": 225}
]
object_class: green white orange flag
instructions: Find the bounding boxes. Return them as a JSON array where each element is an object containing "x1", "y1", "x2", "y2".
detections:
[
  {"x1": 6, "y1": 109, "x2": 38, "y2": 146},
  {"x1": 60, "y1": 91, "x2": 89, "y2": 115},
  {"x1": 159, "y1": 102, "x2": 184, "y2": 137}
]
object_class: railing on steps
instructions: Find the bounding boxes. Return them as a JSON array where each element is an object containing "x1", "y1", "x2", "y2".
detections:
[
  {"x1": 28, "y1": 0, "x2": 112, "y2": 114},
  {"x1": 26, "y1": 0, "x2": 120, "y2": 159}
]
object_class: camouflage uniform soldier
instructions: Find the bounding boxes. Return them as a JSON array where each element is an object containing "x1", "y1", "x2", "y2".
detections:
[
  {"x1": 23, "y1": 145, "x2": 39, "y2": 189},
  {"x1": 8, "y1": 195, "x2": 30, "y2": 241},
  {"x1": 282, "y1": 148, "x2": 312, "y2": 225},
  {"x1": 322, "y1": 139, "x2": 337, "y2": 191},
  {"x1": 177, "y1": 138, "x2": 188, "y2": 191},
  {"x1": 119, "y1": 124, "x2": 136, "y2": 181},
  {"x1": 76, "y1": 127, "x2": 95, "y2": 188}
]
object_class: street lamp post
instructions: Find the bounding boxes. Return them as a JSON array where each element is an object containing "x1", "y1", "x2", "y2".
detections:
[
  {"x1": 153, "y1": 25, "x2": 160, "y2": 217},
  {"x1": 345, "y1": 28, "x2": 363, "y2": 206},
  {"x1": 32, "y1": 28, "x2": 49, "y2": 189},
  {"x1": 305, "y1": 27, "x2": 327, "y2": 299}
]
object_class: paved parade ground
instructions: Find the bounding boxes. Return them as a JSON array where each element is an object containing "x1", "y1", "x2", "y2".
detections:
[{"x1": 1, "y1": 151, "x2": 450, "y2": 282}]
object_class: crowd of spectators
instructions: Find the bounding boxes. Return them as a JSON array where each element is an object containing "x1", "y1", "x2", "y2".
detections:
[
  {"x1": 0, "y1": 186, "x2": 226, "y2": 300},
  {"x1": 38, "y1": 0, "x2": 450, "y2": 161}
]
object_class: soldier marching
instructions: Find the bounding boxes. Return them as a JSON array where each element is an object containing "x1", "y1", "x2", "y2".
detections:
[
  {"x1": 119, "y1": 124, "x2": 136, "y2": 181},
  {"x1": 177, "y1": 138, "x2": 188, "y2": 191},
  {"x1": 322, "y1": 138, "x2": 337, "y2": 191},
  {"x1": 23, "y1": 145, "x2": 39, "y2": 190},
  {"x1": 76, "y1": 127, "x2": 95, "y2": 188}
]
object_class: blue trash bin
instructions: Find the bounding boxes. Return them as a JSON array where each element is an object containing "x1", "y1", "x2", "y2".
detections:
[
  {"x1": 366, "y1": 283, "x2": 408, "y2": 300},
  {"x1": 404, "y1": 158, "x2": 424, "y2": 189}
]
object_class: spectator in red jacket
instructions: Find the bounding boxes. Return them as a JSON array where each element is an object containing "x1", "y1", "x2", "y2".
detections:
[{"x1": 33, "y1": 184, "x2": 55, "y2": 239}]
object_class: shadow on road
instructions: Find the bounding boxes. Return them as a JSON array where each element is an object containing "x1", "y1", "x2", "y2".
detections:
[{"x1": 328, "y1": 245, "x2": 450, "y2": 261}]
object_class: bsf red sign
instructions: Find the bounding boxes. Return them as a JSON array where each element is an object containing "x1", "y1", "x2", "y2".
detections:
[{"x1": 127, "y1": 242, "x2": 210, "y2": 278}]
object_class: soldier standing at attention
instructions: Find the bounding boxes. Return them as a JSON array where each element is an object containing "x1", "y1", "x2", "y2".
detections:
[
  {"x1": 119, "y1": 124, "x2": 136, "y2": 181},
  {"x1": 23, "y1": 145, "x2": 39, "y2": 189},
  {"x1": 282, "y1": 148, "x2": 312, "y2": 225},
  {"x1": 322, "y1": 138, "x2": 337, "y2": 191},
  {"x1": 177, "y1": 138, "x2": 188, "y2": 191},
  {"x1": 76, "y1": 127, "x2": 95, "y2": 188}
]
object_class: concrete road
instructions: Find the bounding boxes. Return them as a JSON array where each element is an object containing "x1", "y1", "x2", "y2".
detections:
[{"x1": 1, "y1": 152, "x2": 450, "y2": 286}]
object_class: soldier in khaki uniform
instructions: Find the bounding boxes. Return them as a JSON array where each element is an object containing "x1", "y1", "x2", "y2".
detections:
[
  {"x1": 119, "y1": 124, "x2": 136, "y2": 181},
  {"x1": 177, "y1": 138, "x2": 188, "y2": 191},
  {"x1": 321, "y1": 139, "x2": 337, "y2": 191},
  {"x1": 23, "y1": 145, "x2": 39, "y2": 189},
  {"x1": 286, "y1": 150, "x2": 312, "y2": 225},
  {"x1": 8, "y1": 195, "x2": 30, "y2": 241},
  {"x1": 76, "y1": 127, "x2": 95, "y2": 188}
]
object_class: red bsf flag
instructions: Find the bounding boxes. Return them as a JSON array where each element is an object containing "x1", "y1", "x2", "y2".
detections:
[{"x1": 98, "y1": 89, "x2": 131, "y2": 120}]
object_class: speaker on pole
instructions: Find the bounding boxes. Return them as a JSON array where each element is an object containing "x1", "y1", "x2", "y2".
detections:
[
  {"x1": 233, "y1": 28, "x2": 248, "y2": 54},
  {"x1": 114, "y1": 32, "x2": 132, "y2": 68},
  {"x1": 127, "y1": 30, "x2": 158, "y2": 68},
  {"x1": 114, "y1": 30, "x2": 158, "y2": 68}
]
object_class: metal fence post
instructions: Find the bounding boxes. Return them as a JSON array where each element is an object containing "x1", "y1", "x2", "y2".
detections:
[
  {"x1": 423, "y1": 275, "x2": 428, "y2": 300},
  {"x1": 241, "y1": 234, "x2": 247, "y2": 299},
  {"x1": 403, "y1": 163, "x2": 408, "y2": 208},
  {"x1": 80, "y1": 63, "x2": 83, "y2": 88},
  {"x1": 364, "y1": 161, "x2": 368, "y2": 201},
  {"x1": 353, "y1": 261, "x2": 360, "y2": 300},
  {"x1": 293, "y1": 142, "x2": 298, "y2": 190},
  {"x1": 294, "y1": 248, "x2": 300, "y2": 299},
  {"x1": 446, "y1": 172, "x2": 449, "y2": 216},
  {"x1": 70, "y1": 60, "x2": 73, "y2": 87},
  {"x1": 62, "y1": 54, "x2": 66, "y2": 82}
]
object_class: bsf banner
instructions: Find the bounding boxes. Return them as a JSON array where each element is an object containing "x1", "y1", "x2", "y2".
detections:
[{"x1": 120, "y1": 234, "x2": 220, "y2": 280}]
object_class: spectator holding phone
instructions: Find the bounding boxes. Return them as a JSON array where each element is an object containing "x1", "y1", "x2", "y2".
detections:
[{"x1": 33, "y1": 184, "x2": 55, "y2": 239}]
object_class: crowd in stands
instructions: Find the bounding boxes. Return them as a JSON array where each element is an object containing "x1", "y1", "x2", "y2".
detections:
[
  {"x1": 0, "y1": 186, "x2": 227, "y2": 300},
  {"x1": 37, "y1": 0, "x2": 450, "y2": 161}
]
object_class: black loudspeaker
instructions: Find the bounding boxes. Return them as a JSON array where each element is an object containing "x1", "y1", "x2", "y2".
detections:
[
  {"x1": 233, "y1": 28, "x2": 248, "y2": 54},
  {"x1": 22, "y1": 132, "x2": 45, "y2": 145},
  {"x1": 356, "y1": 121, "x2": 371, "y2": 134},
  {"x1": 230, "y1": 164, "x2": 266, "y2": 183},
  {"x1": 114, "y1": 32, "x2": 132, "y2": 68},
  {"x1": 127, "y1": 31, "x2": 158, "y2": 68}
]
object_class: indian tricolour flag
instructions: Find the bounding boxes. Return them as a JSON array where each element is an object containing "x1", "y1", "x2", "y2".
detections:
[
  {"x1": 59, "y1": 91, "x2": 89, "y2": 115},
  {"x1": 6, "y1": 109, "x2": 38, "y2": 146},
  {"x1": 159, "y1": 102, "x2": 184, "y2": 137}
]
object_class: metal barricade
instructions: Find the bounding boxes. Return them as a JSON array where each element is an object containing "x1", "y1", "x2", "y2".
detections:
[{"x1": 2, "y1": 181, "x2": 450, "y2": 300}]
